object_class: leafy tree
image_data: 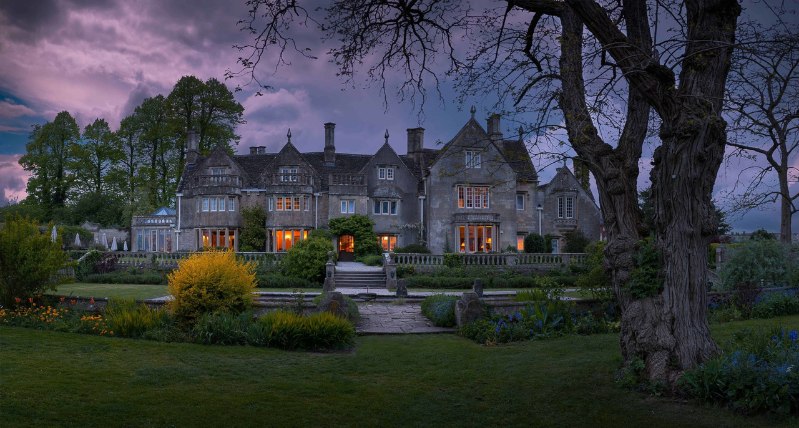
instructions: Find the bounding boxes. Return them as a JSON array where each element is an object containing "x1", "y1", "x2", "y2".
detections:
[
  {"x1": 239, "y1": 205, "x2": 267, "y2": 251},
  {"x1": 576, "y1": 241, "x2": 614, "y2": 301},
  {"x1": 719, "y1": 240, "x2": 797, "y2": 290},
  {"x1": 749, "y1": 228, "x2": 777, "y2": 242},
  {"x1": 115, "y1": 114, "x2": 143, "y2": 205},
  {"x1": 0, "y1": 214, "x2": 71, "y2": 307},
  {"x1": 167, "y1": 75, "x2": 204, "y2": 177},
  {"x1": 19, "y1": 112, "x2": 80, "y2": 215},
  {"x1": 523, "y1": 233, "x2": 546, "y2": 253},
  {"x1": 71, "y1": 118, "x2": 123, "y2": 195},
  {"x1": 328, "y1": 214, "x2": 381, "y2": 258},
  {"x1": 68, "y1": 192, "x2": 125, "y2": 227},
  {"x1": 282, "y1": 233, "x2": 335, "y2": 282},
  {"x1": 564, "y1": 230, "x2": 590, "y2": 253},
  {"x1": 136, "y1": 95, "x2": 175, "y2": 207}
]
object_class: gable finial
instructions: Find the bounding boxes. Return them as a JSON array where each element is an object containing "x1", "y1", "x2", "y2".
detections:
[
  {"x1": 470, "y1": 105, "x2": 476, "y2": 119},
  {"x1": 287, "y1": 128, "x2": 292, "y2": 143},
  {"x1": 385, "y1": 129, "x2": 389, "y2": 144}
]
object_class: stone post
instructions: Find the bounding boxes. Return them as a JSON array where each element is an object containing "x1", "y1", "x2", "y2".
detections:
[
  {"x1": 385, "y1": 252, "x2": 397, "y2": 290},
  {"x1": 396, "y1": 278, "x2": 408, "y2": 297},
  {"x1": 317, "y1": 291, "x2": 349, "y2": 319},
  {"x1": 323, "y1": 251, "x2": 336, "y2": 292},
  {"x1": 472, "y1": 278, "x2": 483, "y2": 297},
  {"x1": 455, "y1": 292, "x2": 485, "y2": 328},
  {"x1": 716, "y1": 244, "x2": 726, "y2": 271}
]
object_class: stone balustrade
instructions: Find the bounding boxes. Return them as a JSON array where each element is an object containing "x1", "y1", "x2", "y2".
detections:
[
  {"x1": 105, "y1": 251, "x2": 284, "y2": 268},
  {"x1": 392, "y1": 252, "x2": 586, "y2": 270}
]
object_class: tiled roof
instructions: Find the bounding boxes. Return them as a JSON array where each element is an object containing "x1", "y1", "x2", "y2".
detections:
[
  {"x1": 233, "y1": 154, "x2": 275, "y2": 185},
  {"x1": 302, "y1": 152, "x2": 372, "y2": 190},
  {"x1": 499, "y1": 140, "x2": 538, "y2": 181}
]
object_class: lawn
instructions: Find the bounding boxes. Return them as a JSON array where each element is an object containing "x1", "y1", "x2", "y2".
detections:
[{"x1": 2, "y1": 316, "x2": 799, "y2": 427}]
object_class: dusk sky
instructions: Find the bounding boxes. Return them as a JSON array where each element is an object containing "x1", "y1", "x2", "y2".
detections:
[{"x1": 0, "y1": 0, "x2": 795, "y2": 234}]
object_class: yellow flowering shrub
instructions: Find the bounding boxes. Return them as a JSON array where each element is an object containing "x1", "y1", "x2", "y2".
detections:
[{"x1": 166, "y1": 249, "x2": 256, "y2": 324}]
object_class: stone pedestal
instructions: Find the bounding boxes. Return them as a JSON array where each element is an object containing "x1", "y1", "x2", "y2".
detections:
[
  {"x1": 396, "y1": 278, "x2": 408, "y2": 297},
  {"x1": 472, "y1": 278, "x2": 483, "y2": 297},
  {"x1": 318, "y1": 291, "x2": 349, "y2": 319},
  {"x1": 323, "y1": 277, "x2": 336, "y2": 292},
  {"x1": 455, "y1": 292, "x2": 485, "y2": 327},
  {"x1": 385, "y1": 253, "x2": 397, "y2": 289}
]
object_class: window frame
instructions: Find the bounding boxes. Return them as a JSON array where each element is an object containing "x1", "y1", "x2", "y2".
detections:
[
  {"x1": 269, "y1": 197, "x2": 274, "y2": 211},
  {"x1": 202, "y1": 198, "x2": 209, "y2": 212},
  {"x1": 341, "y1": 200, "x2": 355, "y2": 214},
  {"x1": 557, "y1": 197, "x2": 564, "y2": 218},
  {"x1": 378, "y1": 167, "x2": 386, "y2": 179},
  {"x1": 294, "y1": 197, "x2": 301, "y2": 211},
  {"x1": 516, "y1": 194, "x2": 525, "y2": 211},
  {"x1": 277, "y1": 197, "x2": 284, "y2": 211},
  {"x1": 566, "y1": 197, "x2": 574, "y2": 219},
  {"x1": 228, "y1": 197, "x2": 235, "y2": 212},
  {"x1": 219, "y1": 197, "x2": 226, "y2": 212},
  {"x1": 387, "y1": 167, "x2": 394, "y2": 180},
  {"x1": 465, "y1": 150, "x2": 481, "y2": 169}
]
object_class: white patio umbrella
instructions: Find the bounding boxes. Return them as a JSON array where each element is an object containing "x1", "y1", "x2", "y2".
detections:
[
  {"x1": 50, "y1": 226, "x2": 57, "y2": 243},
  {"x1": 102, "y1": 232, "x2": 108, "y2": 249},
  {"x1": 111, "y1": 236, "x2": 118, "y2": 251},
  {"x1": 123, "y1": 241, "x2": 128, "y2": 251},
  {"x1": 74, "y1": 233, "x2": 81, "y2": 246}
]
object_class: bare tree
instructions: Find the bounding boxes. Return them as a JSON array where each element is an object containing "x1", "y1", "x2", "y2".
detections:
[
  {"x1": 229, "y1": 0, "x2": 746, "y2": 382},
  {"x1": 723, "y1": 22, "x2": 799, "y2": 244}
]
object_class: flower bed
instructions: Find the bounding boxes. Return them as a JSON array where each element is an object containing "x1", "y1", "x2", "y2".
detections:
[{"x1": 681, "y1": 326, "x2": 799, "y2": 415}]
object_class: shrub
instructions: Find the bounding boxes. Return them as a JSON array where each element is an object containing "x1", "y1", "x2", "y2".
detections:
[
  {"x1": 328, "y1": 214, "x2": 381, "y2": 257},
  {"x1": 105, "y1": 299, "x2": 173, "y2": 338},
  {"x1": 166, "y1": 249, "x2": 257, "y2": 325},
  {"x1": 0, "y1": 214, "x2": 71, "y2": 307},
  {"x1": 751, "y1": 290, "x2": 799, "y2": 319},
  {"x1": 523, "y1": 233, "x2": 546, "y2": 253},
  {"x1": 396, "y1": 265, "x2": 416, "y2": 278},
  {"x1": 239, "y1": 205, "x2": 267, "y2": 251},
  {"x1": 75, "y1": 250, "x2": 104, "y2": 281},
  {"x1": 680, "y1": 326, "x2": 799, "y2": 415},
  {"x1": 564, "y1": 230, "x2": 591, "y2": 253},
  {"x1": 719, "y1": 241, "x2": 797, "y2": 289},
  {"x1": 193, "y1": 310, "x2": 355, "y2": 350},
  {"x1": 357, "y1": 254, "x2": 383, "y2": 266},
  {"x1": 281, "y1": 234, "x2": 335, "y2": 282},
  {"x1": 420, "y1": 294, "x2": 459, "y2": 327},
  {"x1": 443, "y1": 253, "x2": 461, "y2": 268},
  {"x1": 576, "y1": 241, "x2": 614, "y2": 301},
  {"x1": 312, "y1": 293, "x2": 360, "y2": 319},
  {"x1": 83, "y1": 272, "x2": 167, "y2": 285},
  {"x1": 543, "y1": 234, "x2": 554, "y2": 253},
  {"x1": 255, "y1": 274, "x2": 321, "y2": 289},
  {"x1": 393, "y1": 244, "x2": 430, "y2": 254}
]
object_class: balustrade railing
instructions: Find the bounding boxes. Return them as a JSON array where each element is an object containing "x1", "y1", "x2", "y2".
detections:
[
  {"x1": 264, "y1": 173, "x2": 314, "y2": 186},
  {"x1": 132, "y1": 215, "x2": 175, "y2": 226},
  {"x1": 193, "y1": 174, "x2": 243, "y2": 188},
  {"x1": 330, "y1": 174, "x2": 365, "y2": 186},
  {"x1": 392, "y1": 252, "x2": 587, "y2": 269},
  {"x1": 105, "y1": 251, "x2": 284, "y2": 267}
]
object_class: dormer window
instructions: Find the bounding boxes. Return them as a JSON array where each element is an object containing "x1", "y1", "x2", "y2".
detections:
[
  {"x1": 378, "y1": 167, "x2": 395, "y2": 180},
  {"x1": 465, "y1": 150, "x2": 481, "y2": 168},
  {"x1": 387, "y1": 167, "x2": 394, "y2": 180},
  {"x1": 281, "y1": 168, "x2": 298, "y2": 182},
  {"x1": 379, "y1": 168, "x2": 386, "y2": 179},
  {"x1": 210, "y1": 168, "x2": 226, "y2": 182}
]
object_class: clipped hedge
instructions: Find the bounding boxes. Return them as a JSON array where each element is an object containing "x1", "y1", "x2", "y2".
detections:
[
  {"x1": 255, "y1": 274, "x2": 322, "y2": 289},
  {"x1": 83, "y1": 272, "x2": 167, "y2": 285},
  {"x1": 405, "y1": 275, "x2": 576, "y2": 289}
]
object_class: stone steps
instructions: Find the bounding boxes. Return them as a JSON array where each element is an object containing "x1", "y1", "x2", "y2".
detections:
[{"x1": 335, "y1": 272, "x2": 386, "y2": 288}]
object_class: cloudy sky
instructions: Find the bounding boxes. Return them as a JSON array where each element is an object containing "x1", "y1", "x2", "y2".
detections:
[{"x1": 0, "y1": 0, "x2": 795, "y2": 234}]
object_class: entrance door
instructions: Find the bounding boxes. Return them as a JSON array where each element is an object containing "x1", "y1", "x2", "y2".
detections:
[{"x1": 338, "y1": 235, "x2": 354, "y2": 261}]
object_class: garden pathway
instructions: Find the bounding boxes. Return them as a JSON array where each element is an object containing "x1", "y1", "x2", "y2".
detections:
[{"x1": 356, "y1": 303, "x2": 456, "y2": 334}]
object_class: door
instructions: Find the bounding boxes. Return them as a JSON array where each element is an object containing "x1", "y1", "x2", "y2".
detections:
[{"x1": 338, "y1": 235, "x2": 354, "y2": 261}]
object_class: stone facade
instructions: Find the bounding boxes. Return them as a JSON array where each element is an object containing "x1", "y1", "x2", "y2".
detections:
[{"x1": 163, "y1": 113, "x2": 600, "y2": 256}]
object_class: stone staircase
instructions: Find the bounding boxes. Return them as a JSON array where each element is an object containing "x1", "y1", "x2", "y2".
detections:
[{"x1": 334, "y1": 271, "x2": 387, "y2": 288}]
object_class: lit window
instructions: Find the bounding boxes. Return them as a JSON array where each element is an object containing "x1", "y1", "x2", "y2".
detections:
[
  {"x1": 566, "y1": 197, "x2": 574, "y2": 219},
  {"x1": 558, "y1": 197, "x2": 564, "y2": 218},
  {"x1": 294, "y1": 197, "x2": 300, "y2": 211},
  {"x1": 228, "y1": 197, "x2": 235, "y2": 211},
  {"x1": 466, "y1": 187, "x2": 473, "y2": 208},
  {"x1": 465, "y1": 150, "x2": 481, "y2": 168},
  {"x1": 517, "y1": 235, "x2": 525, "y2": 251},
  {"x1": 378, "y1": 235, "x2": 397, "y2": 251},
  {"x1": 285, "y1": 197, "x2": 292, "y2": 211},
  {"x1": 378, "y1": 168, "x2": 386, "y2": 179},
  {"x1": 458, "y1": 187, "x2": 464, "y2": 208},
  {"x1": 277, "y1": 198, "x2": 284, "y2": 211},
  {"x1": 202, "y1": 198, "x2": 209, "y2": 212},
  {"x1": 516, "y1": 194, "x2": 524, "y2": 211},
  {"x1": 387, "y1": 168, "x2": 394, "y2": 180}
]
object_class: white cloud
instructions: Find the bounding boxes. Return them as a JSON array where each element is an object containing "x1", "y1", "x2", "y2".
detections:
[{"x1": 0, "y1": 99, "x2": 36, "y2": 118}]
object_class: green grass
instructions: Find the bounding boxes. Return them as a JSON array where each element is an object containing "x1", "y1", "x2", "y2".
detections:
[
  {"x1": 54, "y1": 283, "x2": 170, "y2": 300},
  {"x1": 2, "y1": 316, "x2": 799, "y2": 427}
]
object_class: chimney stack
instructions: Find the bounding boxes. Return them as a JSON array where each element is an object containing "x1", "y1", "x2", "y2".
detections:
[
  {"x1": 406, "y1": 128, "x2": 425, "y2": 164},
  {"x1": 187, "y1": 129, "x2": 199, "y2": 165},
  {"x1": 486, "y1": 114, "x2": 502, "y2": 141},
  {"x1": 324, "y1": 122, "x2": 336, "y2": 165}
]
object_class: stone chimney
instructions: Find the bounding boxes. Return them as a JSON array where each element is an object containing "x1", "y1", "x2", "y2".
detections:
[
  {"x1": 324, "y1": 122, "x2": 336, "y2": 165},
  {"x1": 407, "y1": 128, "x2": 425, "y2": 165},
  {"x1": 486, "y1": 114, "x2": 502, "y2": 142},
  {"x1": 186, "y1": 129, "x2": 199, "y2": 165}
]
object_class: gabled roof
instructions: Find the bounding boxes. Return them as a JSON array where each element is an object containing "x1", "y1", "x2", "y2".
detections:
[
  {"x1": 302, "y1": 152, "x2": 372, "y2": 189},
  {"x1": 153, "y1": 207, "x2": 176, "y2": 216}
]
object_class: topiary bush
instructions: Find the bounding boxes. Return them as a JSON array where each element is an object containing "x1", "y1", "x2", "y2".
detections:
[
  {"x1": 281, "y1": 234, "x2": 335, "y2": 282},
  {"x1": 420, "y1": 294, "x2": 459, "y2": 327},
  {"x1": 393, "y1": 244, "x2": 431, "y2": 254},
  {"x1": 166, "y1": 249, "x2": 256, "y2": 325},
  {"x1": 564, "y1": 230, "x2": 591, "y2": 253},
  {"x1": 83, "y1": 272, "x2": 167, "y2": 285},
  {"x1": 255, "y1": 274, "x2": 321, "y2": 289},
  {"x1": 524, "y1": 233, "x2": 546, "y2": 253}
]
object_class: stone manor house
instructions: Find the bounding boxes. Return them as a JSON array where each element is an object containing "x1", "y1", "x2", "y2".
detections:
[{"x1": 131, "y1": 112, "x2": 600, "y2": 259}]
